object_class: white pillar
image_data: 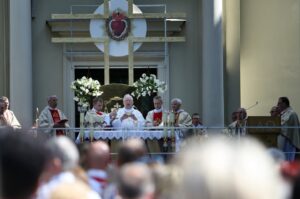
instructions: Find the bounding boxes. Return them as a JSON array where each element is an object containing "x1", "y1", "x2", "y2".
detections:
[
  {"x1": 224, "y1": 0, "x2": 240, "y2": 124},
  {"x1": 10, "y1": 0, "x2": 32, "y2": 128},
  {"x1": 202, "y1": 0, "x2": 224, "y2": 128}
]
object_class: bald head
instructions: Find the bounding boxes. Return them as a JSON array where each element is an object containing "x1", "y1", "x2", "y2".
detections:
[
  {"x1": 118, "y1": 163, "x2": 155, "y2": 199},
  {"x1": 117, "y1": 138, "x2": 147, "y2": 167},
  {"x1": 86, "y1": 141, "x2": 110, "y2": 170}
]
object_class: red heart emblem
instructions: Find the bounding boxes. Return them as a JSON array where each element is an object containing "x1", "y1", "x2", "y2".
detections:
[
  {"x1": 109, "y1": 19, "x2": 128, "y2": 37},
  {"x1": 106, "y1": 11, "x2": 130, "y2": 41}
]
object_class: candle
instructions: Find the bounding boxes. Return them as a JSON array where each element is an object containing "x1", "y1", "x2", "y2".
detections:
[
  {"x1": 99, "y1": 116, "x2": 103, "y2": 125},
  {"x1": 79, "y1": 112, "x2": 85, "y2": 143},
  {"x1": 90, "y1": 115, "x2": 94, "y2": 126},
  {"x1": 162, "y1": 112, "x2": 168, "y2": 124},
  {"x1": 36, "y1": 107, "x2": 39, "y2": 119},
  {"x1": 80, "y1": 113, "x2": 84, "y2": 127},
  {"x1": 169, "y1": 112, "x2": 175, "y2": 124},
  {"x1": 35, "y1": 107, "x2": 39, "y2": 127}
]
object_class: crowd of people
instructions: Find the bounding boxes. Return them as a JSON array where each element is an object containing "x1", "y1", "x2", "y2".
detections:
[
  {"x1": 1, "y1": 94, "x2": 300, "y2": 198},
  {"x1": 1, "y1": 127, "x2": 300, "y2": 199}
]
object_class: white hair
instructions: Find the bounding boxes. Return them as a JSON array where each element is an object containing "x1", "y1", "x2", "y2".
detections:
[
  {"x1": 123, "y1": 94, "x2": 133, "y2": 101},
  {"x1": 0, "y1": 96, "x2": 9, "y2": 102},
  {"x1": 47, "y1": 95, "x2": 58, "y2": 101},
  {"x1": 173, "y1": 136, "x2": 286, "y2": 199},
  {"x1": 171, "y1": 98, "x2": 182, "y2": 105},
  {"x1": 47, "y1": 136, "x2": 79, "y2": 171}
]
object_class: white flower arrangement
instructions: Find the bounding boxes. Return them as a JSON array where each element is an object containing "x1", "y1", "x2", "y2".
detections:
[
  {"x1": 131, "y1": 73, "x2": 167, "y2": 99},
  {"x1": 71, "y1": 76, "x2": 103, "y2": 108}
]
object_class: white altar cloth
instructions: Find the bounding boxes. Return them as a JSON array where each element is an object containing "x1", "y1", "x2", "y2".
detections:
[
  {"x1": 75, "y1": 129, "x2": 185, "y2": 151},
  {"x1": 76, "y1": 129, "x2": 171, "y2": 141}
]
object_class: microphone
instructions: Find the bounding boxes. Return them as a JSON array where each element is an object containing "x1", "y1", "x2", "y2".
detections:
[{"x1": 246, "y1": 101, "x2": 259, "y2": 111}]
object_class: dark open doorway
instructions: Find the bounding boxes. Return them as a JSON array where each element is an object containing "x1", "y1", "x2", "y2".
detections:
[{"x1": 74, "y1": 67, "x2": 157, "y2": 127}]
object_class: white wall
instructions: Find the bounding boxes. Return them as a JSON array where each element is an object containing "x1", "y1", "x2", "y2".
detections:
[
  {"x1": 241, "y1": 0, "x2": 300, "y2": 116},
  {"x1": 224, "y1": 0, "x2": 241, "y2": 123}
]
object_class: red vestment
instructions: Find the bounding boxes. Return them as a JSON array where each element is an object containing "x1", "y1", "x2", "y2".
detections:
[
  {"x1": 153, "y1": 112, "x2": 162, "y2": 124},
  {"x1": 49, "y1": 109, "x2": 64, "y2": 136}
]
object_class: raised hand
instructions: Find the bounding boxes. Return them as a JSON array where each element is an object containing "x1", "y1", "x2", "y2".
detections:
[
  {"x1": 120, "y1": 114, "x2": 129, "y2": 121},
  {"x1": 0, "y1": 115, "x2": 8, "y2": 125},
  {"x1": 130, "y1": 114, "x2": 137, "y2": 121}
]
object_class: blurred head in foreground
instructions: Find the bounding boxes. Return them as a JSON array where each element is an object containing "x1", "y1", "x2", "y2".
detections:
[
  {"x1": 117, "y1": 163, "x2": 155, "y2": 199},
  {"x1": 172, "y1": 136, "x2": 287, "y2": 199},
  {"x1": 117, "y1": 138, "x2": 147, "y2": 166},
  {"x1": 0, "y1": 128, "x2": 48, "y2": 199}
]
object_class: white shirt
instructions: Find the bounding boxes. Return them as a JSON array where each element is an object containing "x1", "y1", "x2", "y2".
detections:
[
  {"x1": 35, "y1": 171, "x2": 76, "y2": 199},
  {"x1": 35, "y1": 171, "x2": 101, "y2": 199},
  {"x1": 87, "y1": 169, "x2": 108, "y2": 197}
]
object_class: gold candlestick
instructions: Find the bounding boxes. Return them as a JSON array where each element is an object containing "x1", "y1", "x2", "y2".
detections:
[
  {"x1": 79, "y1": 112, "x2": 85, "y2": 143},
  {"x1": 169, "y1": 112, "x2": 175, "y2": 151},
  {"x1": 35, "y1": 107, "x2": 39, "y2": 128}
]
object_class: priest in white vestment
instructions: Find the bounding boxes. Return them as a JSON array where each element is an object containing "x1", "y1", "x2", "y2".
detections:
[
  {"x1": 145, "y1": 96, "x2": 165, "y2": 153},
  {"x1": 171, "y1": 98, "x2": 192, "y2": 150},
  {"x1": 0, "y1": 96, "x2": 21, "y2": 129},
  {"x1": 191, "y1": 113, "x2": 207, "y2": 136},
  {"x1": 85, "y1": 97, "x2": 110, "y2": 128},
  {"x1": 38, "y1": 95, "x2": 69, "y2": 136},
  {"x1": 171, "y1": 98, "x2": 192, "y2": 129},
  {"x1": 226, "y1": 108, "x2": 247, "y2": 136},
  {"x1": 112, "y1": 94, "x2": 145, "y2": 129},
  {"x1": 145, "y1": 96, "x2": 164, "y2": 127},
  {"x1": 277, "y1": 97, "x2": 300, "y2": 161}
]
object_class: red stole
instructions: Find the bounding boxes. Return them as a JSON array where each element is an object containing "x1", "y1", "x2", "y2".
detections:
[
  {"x1": 91, "y1": 176, "x2": 108, "y2": 190},
  {"x1": 96, "y1": 111, "x2": 103, "y2": 115},
  {"x1": 49, "y1": 109, "x2": 64, "y2": 136},
  {"x1": 153, "y1": 111, "x2": 162, "y2": 124}
]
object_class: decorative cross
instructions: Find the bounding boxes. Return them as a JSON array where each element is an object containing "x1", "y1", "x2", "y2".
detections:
[
  {"x1": 113, "y1": 102, "x2": 121, "y2": 109},
  {"x1": 51, "y1": 0, "x2": 186, "y2": 85}
]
